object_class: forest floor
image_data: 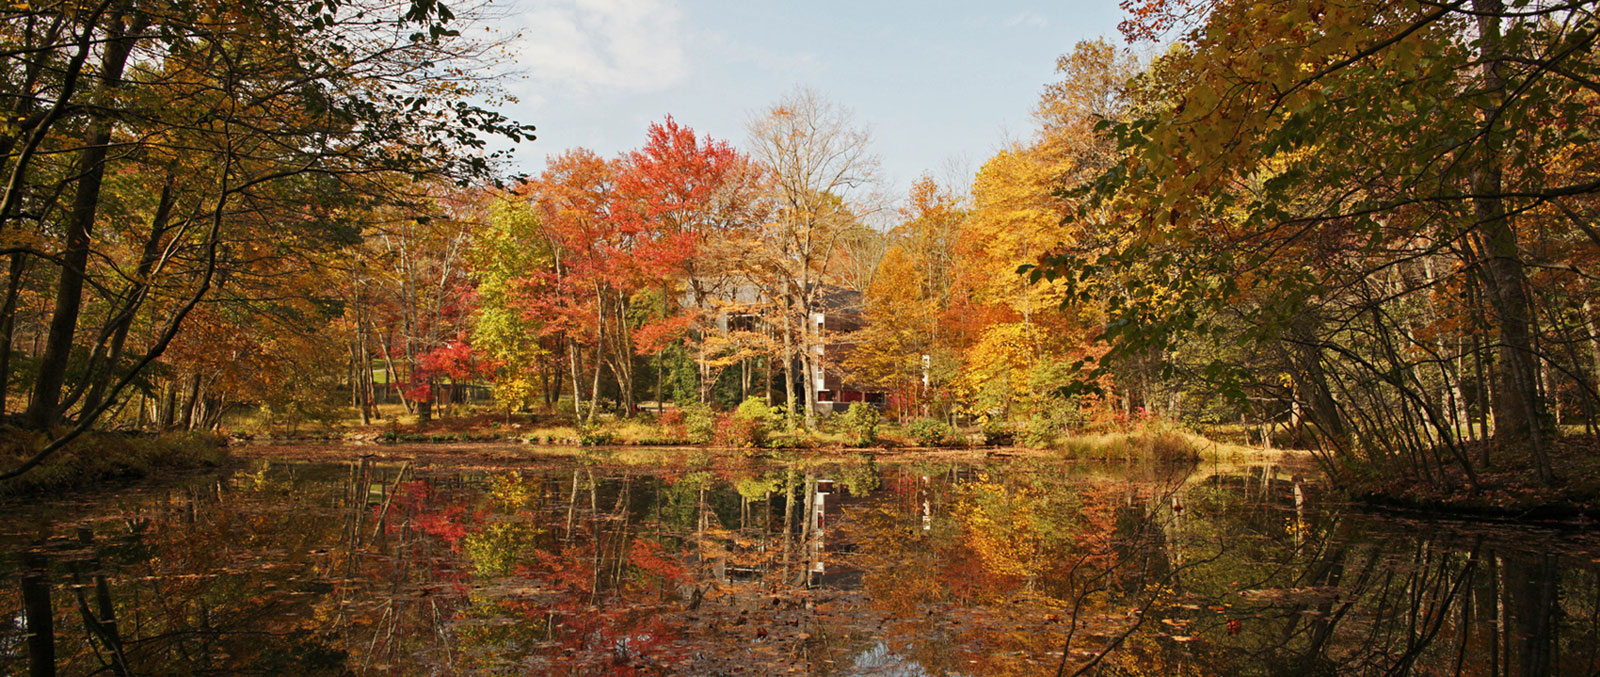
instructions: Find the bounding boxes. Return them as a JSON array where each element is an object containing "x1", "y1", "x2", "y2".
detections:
[
  {"x1": 1349, "y1": 433, "x2": 1600, "y2": 522},
  {"x1": 0, "y1": 429, "x2": 230, "y2": 496}
]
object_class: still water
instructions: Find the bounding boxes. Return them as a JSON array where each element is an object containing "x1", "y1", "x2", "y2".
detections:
[{"x1": 3, "y1": 448, "x2": 1598, "y2": 675}]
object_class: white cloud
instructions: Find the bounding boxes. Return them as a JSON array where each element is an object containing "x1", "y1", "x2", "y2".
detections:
[
  {"x1": 506, "y1": 0, "x2": 688, "y2": 98},
  {"x1": 1003, "y1": 12, "x2": 1049, "y2": 29}
]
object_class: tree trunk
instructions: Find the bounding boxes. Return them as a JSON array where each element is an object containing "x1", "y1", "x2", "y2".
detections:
[
  {"x1": 178, "y1": 374, "x2": 200, "y2": 431},
  {"x1": 763, "y1": 355, "x2": 773, "y2": 406},
  {"x1": 802, "y1": 345, "x2": 818, "y2": 429},
  {"x1": 377, "y1": 329, "x2": 408, "y2": 413},
  {"x1": 698, "y1": 328, "x2": 711, "y2": 404},
  {"x1": 1288, "y1": 318, "x2": 1347, "y2": 446},
  {"x1": 780, "y1": 293, "x2": 798, "y2": 430},
  {"x1": 614, "y1": 291, "x2": 635, "y2": 415},
  {"x1": 587, "y1": 284, "x2": 604, "y2": 424},
  {"x1": 351, "y1": 281, "x2": 372, "y2": 424},
  {"x1": 567, "y1": 340, "x2": 583, "y2": 420},
  {"x1": 1585, "y1": 301, "x2": 1600, "y2": 409},
  {"x1": 416, "y1": 389, "x2": 432, "y2": 424},
  {"x1": 0, "y1": 253, "x2": 29, "y2": 419},
  {"x1": 159, "y1": 379, "x2": 176, "y2": 431},
  {"x1": 1472, "y1": 0, "x2": 1549, "y2": 482},
  {"x1": 1471, "y1": 280, "x2": 1492, "y2": 456},
  {"x1": 24, "y1": 7, "x2": 145, "y2": 429},
  {"x1": 357, "y1": 312, "x2": 373, "y2": 424},
  {"x1": 801, "y1": 303, "x2": 818, "y2": 430},
  {"x1": 586, "y1": 348, "x2": 602, "y2": 424}
]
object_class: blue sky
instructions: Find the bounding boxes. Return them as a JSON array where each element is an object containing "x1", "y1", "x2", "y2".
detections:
[{"x1": 486, "y1": 0, "x2": 1125, "y2": 201}]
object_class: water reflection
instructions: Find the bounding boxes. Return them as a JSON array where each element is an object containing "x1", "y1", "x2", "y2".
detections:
[{"x1": 2, "y1": 453, "x2": 1598, "y2": 675}]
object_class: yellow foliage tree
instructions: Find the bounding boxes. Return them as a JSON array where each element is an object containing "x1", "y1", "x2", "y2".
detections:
[{"x1": 843, "y1": 246, "x2": 936, "y2": 416}]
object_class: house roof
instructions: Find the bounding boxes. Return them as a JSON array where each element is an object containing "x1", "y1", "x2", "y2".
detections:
[{"x1": 813, "y1": 285, "x2": 862, "y2": 314}]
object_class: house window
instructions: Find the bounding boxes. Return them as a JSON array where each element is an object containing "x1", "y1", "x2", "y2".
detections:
[{"x1": 817, "y1": 390, "x2": 834, "y2": 402}]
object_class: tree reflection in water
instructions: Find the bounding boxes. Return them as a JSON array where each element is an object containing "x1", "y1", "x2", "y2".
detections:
[{"x1": 2, "y1": 454, "x2": 1598, "y2": 674}]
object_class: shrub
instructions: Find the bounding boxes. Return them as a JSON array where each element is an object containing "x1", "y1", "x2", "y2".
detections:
[
  {"x1": 727, "y1": 397, "x2": 779, "y2": 447},
  {"x1": 1023, "y1": 412, "x2": 1058, "y2": 448},
  {"x1": 715, "y1": 412, "x2": 766, "y2": 449},
  {"x1": 764, "y1": 428, "x2": 837, "y2": 449},
  {"x1": 1023, "y1": 397, "x2": 1087, "y2": 448},
  {"x1": 735, "y1": 396, "x2": 778, "y2": 427},
  {"x1": 682, "y1": 403, "x2": 716, "y2": 445},
  {"x1": 604, "y1": 418, "x2": 662, "y2": 445},
  {"x1": 658, "y1": 408, "x2": 687, "y2": 441},
  {"x1": 577, "y1": 425, "x2": 615, "y2": 446},
  {"x1": 841, "y1": 402, "x2": 880, "y2": 446},
  {"x1": 769, "y1": 402, "x2": 792, "y2": 428},
  {"x1": 905, "y1": 418, "x2": 954, "y2": 447},
  {"x1": 980, "y1": 419, "x2": 1015, "y2": 446}
]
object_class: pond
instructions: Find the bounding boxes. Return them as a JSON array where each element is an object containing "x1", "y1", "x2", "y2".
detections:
[{"x1": 3, "y1": 447, "x2": 1598, "y2": 675}]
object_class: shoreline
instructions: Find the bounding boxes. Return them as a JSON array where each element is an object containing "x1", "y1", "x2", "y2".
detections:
[{"x1": 13, "y1": 433, "x2": 1596, "y2": 527}]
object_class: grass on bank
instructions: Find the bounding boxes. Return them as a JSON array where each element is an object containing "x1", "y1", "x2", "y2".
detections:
[
  {"x1": 1050, "y1": 428, "x2": 1203, "y2": 463},
  {"x1": 220, "y1": 397, "x2": 1304, "y2": 468},
  {"x1": 0, "y1": 429, "x2": 230, "y2": 496}
]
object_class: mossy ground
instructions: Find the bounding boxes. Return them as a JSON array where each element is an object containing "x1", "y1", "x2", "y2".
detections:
[{"x1": 1343, "y1": 433, "x2": 1600, "y2": 521}]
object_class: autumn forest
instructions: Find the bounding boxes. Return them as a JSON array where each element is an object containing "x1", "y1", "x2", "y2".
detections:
[{"x1": 4, "y1": 0, "x2": 1600, "y2": 673}]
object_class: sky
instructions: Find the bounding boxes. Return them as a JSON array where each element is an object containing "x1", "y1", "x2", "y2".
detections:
[{"x1": 481, "y1": 0, "x2": 1126, "y2": 203}]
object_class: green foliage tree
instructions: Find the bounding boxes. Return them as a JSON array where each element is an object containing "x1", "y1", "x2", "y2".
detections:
[{"x1": 841, "y1": 401, "x2": 880, "y2": 446}]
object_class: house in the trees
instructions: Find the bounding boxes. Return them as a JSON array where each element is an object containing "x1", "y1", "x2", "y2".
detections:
[
  {"x1": 807, "y1": 287, "x2": 885, "y2": 414},
  {"x1": 700, "y1": 283, "x2": 884, "y2": 413}
]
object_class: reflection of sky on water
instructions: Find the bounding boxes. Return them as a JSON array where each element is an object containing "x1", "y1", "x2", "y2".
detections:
[{"x1": 851, "y1": 641, "x2": 932, "y2": 676}]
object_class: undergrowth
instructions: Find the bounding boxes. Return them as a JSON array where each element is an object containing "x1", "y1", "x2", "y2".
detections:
[
  {"x1": 1052, "y1": 425, "x2": 1202, "y2": 463},
  {"x1": 0, "y1": 430, "x2": 230, "y2": 496}
]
